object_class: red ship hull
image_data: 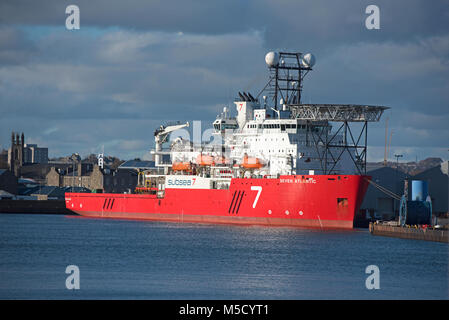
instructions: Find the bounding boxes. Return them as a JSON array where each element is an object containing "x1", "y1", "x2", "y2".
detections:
[{"x1": 65, "y1": 175, "x2": 370, "y2": 229}]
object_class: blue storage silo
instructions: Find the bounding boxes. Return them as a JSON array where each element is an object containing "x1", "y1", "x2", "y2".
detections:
[
  {"x1": 400, "y1": 180, "x2": 432, "y2": 226},
  {"x1": 411, "y1": 180, "x2": 428, "y2": 201}
]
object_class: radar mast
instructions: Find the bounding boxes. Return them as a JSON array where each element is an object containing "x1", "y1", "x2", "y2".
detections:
[{"x1": 259, "y1": 51, "x2": 315, "y2": 109}]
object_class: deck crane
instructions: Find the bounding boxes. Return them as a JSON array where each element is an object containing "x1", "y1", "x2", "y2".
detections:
[{"x1": 152, "y1": 122, "x2": 189, "y2": 167}]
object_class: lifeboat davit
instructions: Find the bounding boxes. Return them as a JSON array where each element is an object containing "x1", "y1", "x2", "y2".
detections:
[
  {"x1": 214, "y1": 156, "x2": 230, "y2": 165},
  {"x1": 196, "y1": 154, "x2": 214, "y2": 166},
  {"x1": 172, "y1": 162, "x2": 192, "y2": 171},
  {"x1": 241, "y1": 155, "x2": 264, "y2": 169}
]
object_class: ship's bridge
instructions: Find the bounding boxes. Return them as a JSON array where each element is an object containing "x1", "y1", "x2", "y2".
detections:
[
  {"x1": 241, "y1": 118, "x2": 330, "y2": 135},
  {"x1": 213, "y1": 118, "x2": 238, "y2": 133}
]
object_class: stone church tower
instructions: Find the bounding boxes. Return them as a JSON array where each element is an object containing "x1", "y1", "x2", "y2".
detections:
[{"x1": 8, "y1": 132, "x2": 24, "y2": 177}]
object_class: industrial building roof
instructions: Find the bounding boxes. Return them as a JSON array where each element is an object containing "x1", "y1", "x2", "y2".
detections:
[{"x1": 119, "y1": 160, "x2": 156, "y2": 170}]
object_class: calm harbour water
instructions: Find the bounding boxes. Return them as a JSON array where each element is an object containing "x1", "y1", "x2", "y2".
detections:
[{"x1": 0, "y1": 214, "x2": 447, "y2": 299}]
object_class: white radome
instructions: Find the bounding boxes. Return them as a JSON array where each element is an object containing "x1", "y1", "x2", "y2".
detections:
[
  {"x1": 265, "y1": 51, "x2": 279, "y2": 67},
  {"x1": 301, "y1": 53, "x2": 316, "y2": 67}
]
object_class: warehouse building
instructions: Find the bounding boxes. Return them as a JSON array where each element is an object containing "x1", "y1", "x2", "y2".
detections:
[
  {"x1": 360, "y1": 167, "x2": 411, "y2": 221},
  {"x1": 360, "y1": 161, "x2": 449, "y2": 221}
]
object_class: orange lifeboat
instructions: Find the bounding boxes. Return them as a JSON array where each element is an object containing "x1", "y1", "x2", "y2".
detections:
[
  {"x1": 196, "y1": 154, "x2": 214, "y2": 166},
  {"x1": 241, "y1": 154, "x2": 264, "y2": 169},
  {"x1": 172, "y1": 162, "x2": 192, "y2": 172}
]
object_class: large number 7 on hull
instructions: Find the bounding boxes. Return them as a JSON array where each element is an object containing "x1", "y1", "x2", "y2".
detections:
[{"x1": 251, "y1": 186, "x2": 262, "y2": 208}]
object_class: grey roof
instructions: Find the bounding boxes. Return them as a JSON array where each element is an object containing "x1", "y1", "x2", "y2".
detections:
[
  {"x1": 19, "y1": 178, "x2": 38, "y2": 184},
  {"x1": 0, "y1": 190, "x2": 15, "y2": 197},
  {"x1": 19, "y1": 186, "x2": 40, "y2": 196},
  {"x1": 366, "y1": 162, "x2": 385, "y2": 172},
  {"x1": 30, "y1": 186, "x2": 90, "y2": 198},
  {"x1": 62, "y1": 186, "x2": 91, "y2": 193},
  {"x1": 412, "y1": 161, "x2": 449, "y2": 178},
  {"x1": 119, "y1": 160, "x2": 156, "y2": 169},
  {"x1": 367, "y1": 166, "x2": 410, "y2": 175},
  {"x1": 31, "y1": 186, "x2": 60, "y2": 196}
]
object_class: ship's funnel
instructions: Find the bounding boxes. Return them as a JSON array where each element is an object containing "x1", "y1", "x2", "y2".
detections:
[{"x1": 234, "y1": 101, "x2": 254, "y2": 129}]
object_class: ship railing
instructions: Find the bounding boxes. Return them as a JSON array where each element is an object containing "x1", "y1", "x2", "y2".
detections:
[{"x1": 289, "y1": 104, "x2": 388, "y2": 122}]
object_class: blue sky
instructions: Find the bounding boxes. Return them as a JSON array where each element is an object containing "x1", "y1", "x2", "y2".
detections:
[{"x1": 0, "y1": 0, "x2": 448, "y2": 162}]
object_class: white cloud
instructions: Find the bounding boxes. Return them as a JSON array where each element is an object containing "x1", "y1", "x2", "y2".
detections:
[{"x1": 1, "y1": 6, "x2": 448, "y2": 160}]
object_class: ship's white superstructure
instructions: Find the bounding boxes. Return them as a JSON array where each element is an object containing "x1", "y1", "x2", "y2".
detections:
[
  {"x1": 168, "y1": 99, "x2": 356, "y2": 177},
  {"x1": 151, "y1": 51, "x2": 387, "y2": 179}
]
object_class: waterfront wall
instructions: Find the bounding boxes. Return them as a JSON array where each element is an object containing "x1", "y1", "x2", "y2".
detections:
[
  {"x1": 369, "y1": 222, "x2": 448, "y2": 243},
  {"x1": 0, "y1": 199, "x2": 74, "y2": 215}
]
